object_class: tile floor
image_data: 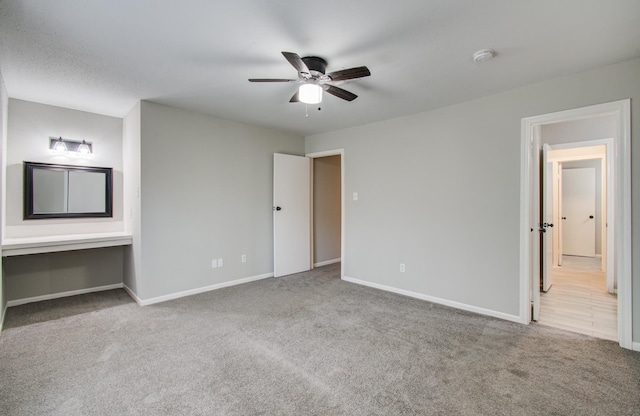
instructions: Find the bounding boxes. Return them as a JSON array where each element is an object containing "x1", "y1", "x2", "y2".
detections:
[{"x1": 538, "y1": 255, "x2": 617, "y2": 341}]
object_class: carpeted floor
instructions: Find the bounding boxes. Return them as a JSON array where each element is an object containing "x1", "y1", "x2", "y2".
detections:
[{"x1": 1, "y1": 263, "x2": 639, "y2": 415}]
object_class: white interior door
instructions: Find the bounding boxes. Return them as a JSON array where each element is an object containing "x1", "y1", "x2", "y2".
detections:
[
  {"x1": 541, "y1": 144, "x2": 553, "y2": 291},
  {"x1": 273, "y1": 153, "x2": 311, "y2": 277},
  {"x1": 562, "y1": 168, "x2": 596, "y2": 257}
]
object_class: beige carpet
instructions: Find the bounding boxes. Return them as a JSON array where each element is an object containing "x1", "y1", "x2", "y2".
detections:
[{"x1": 1, "y1": 263, "x2": 639, "y2": 415}]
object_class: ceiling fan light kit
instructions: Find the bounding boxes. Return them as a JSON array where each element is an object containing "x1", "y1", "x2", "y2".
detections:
[
  {"x1": 299, "y1": 83, "x2": 322, "y2": 104},
  {"x1": 249, "y1": 51, "x2": 371, "y2": 105}
]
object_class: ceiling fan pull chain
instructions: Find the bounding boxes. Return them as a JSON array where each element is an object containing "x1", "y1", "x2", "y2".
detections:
[{"x1": 305, "y1": 104, "x2": 309, "y2": 117}]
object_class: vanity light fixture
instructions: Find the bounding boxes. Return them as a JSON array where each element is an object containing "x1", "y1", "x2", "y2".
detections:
[{"x1": 50, "y1": 137, "x2": 93, "y2": 156}]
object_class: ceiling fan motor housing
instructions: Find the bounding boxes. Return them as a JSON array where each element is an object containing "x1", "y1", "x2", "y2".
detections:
[{"x1": 302, "y1": 56, "x2": 328, "y2": 77}]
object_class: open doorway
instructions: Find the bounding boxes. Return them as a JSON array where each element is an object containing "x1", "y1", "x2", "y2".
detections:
[
  {"x1": 312, "y1": 154, "x2": 342, "y2": 268},
  {"x1": 272, "y1": 150, "x2": 344, "y2": 279},
  {"x1": 519, "y1": 99, "x2": 632, "y2": 349},
  {"x1": 307, "y1": 149, "x2": 345, "y2": 278},
  {"x1": 538, "y1": 141, "x2": 617, "y2": 341}
]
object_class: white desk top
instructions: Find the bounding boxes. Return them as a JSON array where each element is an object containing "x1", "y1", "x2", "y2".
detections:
[{"x1": 2, "y1": 232, "x2": 133, "y2": 257}]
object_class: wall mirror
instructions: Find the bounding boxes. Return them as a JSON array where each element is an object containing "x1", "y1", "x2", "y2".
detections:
[{"x1": 24, "y1": 161, "x2": 113, "y2": 219}]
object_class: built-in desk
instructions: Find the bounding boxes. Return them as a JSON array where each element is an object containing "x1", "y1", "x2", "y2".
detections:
[{"x1": 2, "y1": 232, "x2": 133, "y2": 257}]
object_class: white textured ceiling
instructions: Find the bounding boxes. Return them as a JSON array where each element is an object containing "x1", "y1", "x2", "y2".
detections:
[{"x1": 1, "y1": 0, "x2": 639, "y2": 136}]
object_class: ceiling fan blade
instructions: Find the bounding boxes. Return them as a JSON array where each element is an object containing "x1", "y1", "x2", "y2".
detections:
[
  {"x1": 282, "y1": 51, "x2": 310, "y2": 76},
  {"x1": 248, "y1": 78, "x2": 296, "y2": 82},
  {"x1": 289, "y1": 91, "x2": 300, "y2": 102},
  {"x1": 324, "y1": 84, "x2": 358, "y2": 101},
  {"x1": 326, "y1": 66, "x2": 371, "y2": 82}
]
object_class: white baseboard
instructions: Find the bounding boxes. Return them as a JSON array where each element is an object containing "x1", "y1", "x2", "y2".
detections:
[
  {"x1": 6, "y1": 283, "x2": 124, "y2": 307},
  {"x1": 632, "y1": 342, "x2": 640, "y2": 352},
  {"x1": 122, "y1": 284, "x2": 143, "y2": 306},
  {"x1": 133, "y1": 273, "x2": 274, "y2": 306},
  {"x1": 342, "y1": 276, "x2": 522, "y2": 324},
  {"x1": 0, "y1": 303, "x2": 7, "y2": 333},
  {"x1": 314, "y1": 258, "x2": 341, "y2": 268}
]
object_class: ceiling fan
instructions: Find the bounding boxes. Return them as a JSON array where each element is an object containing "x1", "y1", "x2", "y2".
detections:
[{"x1": 249, "y1": 51, "x2": 371, "y2": 104}]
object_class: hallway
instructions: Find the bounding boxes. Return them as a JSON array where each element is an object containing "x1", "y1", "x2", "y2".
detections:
[{"x1": 538, "y1": 255, "x2": 617, "y2": 341}]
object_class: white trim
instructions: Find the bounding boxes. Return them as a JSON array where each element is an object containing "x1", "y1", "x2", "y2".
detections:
[
  {"x1": 305, "y1": 149, "x2": 343, "y2": 159},
  {"x1": 618, "y1": 100, "x2": 633, "y2": 350},
  {"x1": 343, "y1": 276, "x2": 521, "y2": 323},
  {"x1": 548, "y1": 139, "x2": 611, "y2": 152},
  {"x1": 519, "y1": 119, "x2": 533, "y2": 324},
  {"x1": 132, "y1": 273, "x2": 273, "y2": 306},
  {"x1": 6, "y1": 283, "x2": 124, "y2": 307},
  {"x1": 122, "y1": 284, "x2": 142, "y2": 305},
  {"x1": 520, "y1": 99, "x2": 632, "y2": 349},
  {"x1": 313, "y1": 258, "x2": 341, "y2": 267},
  {"x1": 305, "y1": 149, "x2": 345, "y2": 280},
  {"x1": 0, "y1": 303, "x2": 7, "y2": 333},
  {"x1": 309, "y1": 158, "x2": 314, "y2": 271},
  {"x1": 2, "y1": 232, "x2": 132, "y2": 257}
]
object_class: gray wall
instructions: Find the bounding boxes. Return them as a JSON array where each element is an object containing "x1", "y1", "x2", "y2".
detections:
[
  {"x1": 5, "y1": 99, "x2": 124, "y2": 238},
  {"x1": 313, "y1": 155, "x2": 341, "y2": 265},
  {"x1": 541, "y1": 116, "x2": 616, "y2": 144},
  {"x1": 2, "y1": 99, "x2": 126, "y2": 303},
  {"x1": 0, "y1": 68, "x2": 7, "y2": 328},
  {"x1": 4, "y1": 247, "x2": 123, "y2": 301},
  {"x1": 131, "y1": 101, "x2": 304, "y2": 300},
  {"x1": 123, "y1": 102, "x2": 141, "y2": 296},
  {"x1": 305, "y1": 58, "x2": 640, "y2": 341}
]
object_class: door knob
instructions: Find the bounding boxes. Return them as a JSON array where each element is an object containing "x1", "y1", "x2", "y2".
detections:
[
  {"x1": 562, "y1": 217, "x2": 567, "y2": 220},
  {"x1": 589, "y1": 215, "x2": 594, "y2": 219},
  {"x1": 539, "y1": 223, "x2": 553, "y2": 232},
  {"x1": 275, "y1": 206, "x2": 282, "y2": 211}
]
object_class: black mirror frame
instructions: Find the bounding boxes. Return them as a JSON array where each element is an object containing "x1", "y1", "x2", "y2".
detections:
[{"x1": 24, "y1": 161, "x2": 113, "y2": 220}]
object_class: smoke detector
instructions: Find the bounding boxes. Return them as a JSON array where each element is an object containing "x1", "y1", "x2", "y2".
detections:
[{"x1": 473, "y1": 49, "x2": 495, "y2": 63}]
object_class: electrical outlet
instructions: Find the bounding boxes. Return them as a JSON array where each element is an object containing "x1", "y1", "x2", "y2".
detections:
[
  {"x1": 353, "y1": 192, "x2": 358, "y2": 201},
  {"x1": 241, "y1": 254, "x2": 247, "y2": 263},
  {"x1": 211, "y1": 259, "x2": 218, "y2": 268},
  {"x1": 400, "y1": 263, "x2": 406, "y2": 273},
  {"x1": 218, "y1": 258, "x2": 223, "y2": 267}
]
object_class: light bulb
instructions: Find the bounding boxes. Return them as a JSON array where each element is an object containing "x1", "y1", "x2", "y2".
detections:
[
  {"x1": 53, "y1": 137, "x2": 67, "y2": 152},
  {"x1": 77, "y1": 140, "x2": 91, "y2": 155}
]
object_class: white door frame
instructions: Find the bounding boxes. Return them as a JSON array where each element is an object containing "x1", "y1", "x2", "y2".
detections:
[
  {"x1": 519, "y1": 99, "x2": 632, "y2": 350},
  {"x1": 306, "y1": 149, "x2": 345, "y2": 279},
  {"x1": 541, "y1": 144, "x2": 553, "y2": 293}
]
